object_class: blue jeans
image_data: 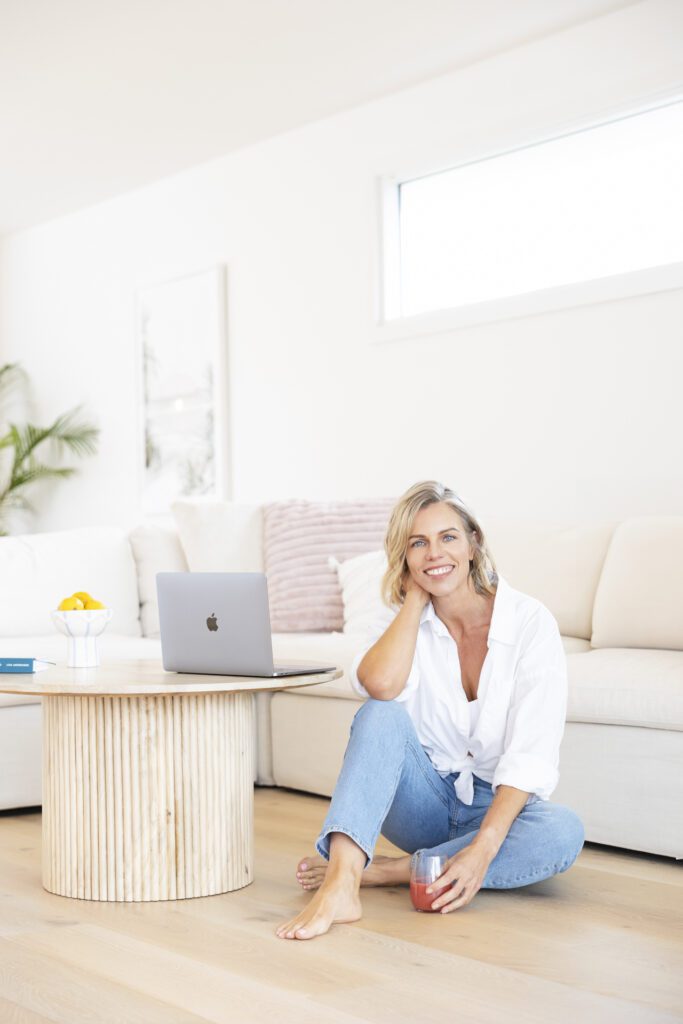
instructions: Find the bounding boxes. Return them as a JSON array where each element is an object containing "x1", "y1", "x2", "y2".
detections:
[{"x1": 315, "y1": 699, "x2": 585, "y2": 888}]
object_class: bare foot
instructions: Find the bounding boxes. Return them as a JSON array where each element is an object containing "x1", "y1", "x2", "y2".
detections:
[
  {"x1": 296, "y1": 853, "x2": 410, "y2": 890},
  {"x1": 276, "y1": 873, "x2": 362, "y2": 940}
]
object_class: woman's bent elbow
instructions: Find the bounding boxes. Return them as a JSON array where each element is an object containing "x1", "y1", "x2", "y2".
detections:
[{"x1": 356, "y1": 671, "x2": 405, "y2": 701}]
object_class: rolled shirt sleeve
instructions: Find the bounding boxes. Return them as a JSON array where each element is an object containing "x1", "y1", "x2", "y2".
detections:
[
  {"x1": 349, "y1": 607, "x2": 420, "y2": 703},
  {"x1": 491, "y1": 607, "x2": 568, "y2": 801}
]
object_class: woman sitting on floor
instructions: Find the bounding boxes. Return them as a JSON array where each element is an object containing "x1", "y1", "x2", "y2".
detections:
[{"x1": 276, "y1": 480, "x2": 584, "y2": 941}]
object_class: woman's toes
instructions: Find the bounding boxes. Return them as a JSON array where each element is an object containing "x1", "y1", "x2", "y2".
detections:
[
  {"x1": 297, "y1": 854, "x2": 325, "y2": 873},
  {"x1": 302, "y1": 872, "x2": 325, "y2": 889},
  {"x1": 279, "y1": 919, "x2": 305, "y2": 939},
  {"x1": 296, "y1": 855, "x2": 328, "y2": 888}
]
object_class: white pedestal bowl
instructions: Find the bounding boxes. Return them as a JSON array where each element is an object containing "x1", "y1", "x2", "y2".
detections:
[{"x1": 51, "y1": 609, "x2": 113, "y2": 667}]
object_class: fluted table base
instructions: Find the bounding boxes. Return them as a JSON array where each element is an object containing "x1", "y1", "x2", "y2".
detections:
[{"x1": 42, "y1": 692, "x2": 254, "y2": 901}]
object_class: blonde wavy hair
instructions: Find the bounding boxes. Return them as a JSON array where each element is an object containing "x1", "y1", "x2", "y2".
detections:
[{"x1": 382, "y1": 481, "x2": 497, "y2": 607}]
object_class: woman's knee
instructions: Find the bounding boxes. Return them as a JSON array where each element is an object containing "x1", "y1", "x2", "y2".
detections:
[
  {"x1": 485, "y1": 803, "x2": 584, "y2": 889},
  {"x1": 352, "y1": 697, "x2": 409, "y2": 730},
  {"x1": 347, "y1": 698, "x2": 412, "y2": 755},
  {"x1": 541, "y1": 803, "x2": 585, "y2": 870}
]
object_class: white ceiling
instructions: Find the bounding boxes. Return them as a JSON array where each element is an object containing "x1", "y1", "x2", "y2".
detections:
[{"x1": 0, "y1": 0, "x2": 632, "y2": 236}]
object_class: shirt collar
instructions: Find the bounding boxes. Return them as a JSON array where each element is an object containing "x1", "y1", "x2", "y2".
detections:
[{"x1": 420, "y1": 574, "x2": 517, "y2": 646}]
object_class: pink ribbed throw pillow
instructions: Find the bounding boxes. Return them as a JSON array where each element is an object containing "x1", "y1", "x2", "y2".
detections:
[{"x1": 263, "y1": 499, "x2": 395, "y2": 632}]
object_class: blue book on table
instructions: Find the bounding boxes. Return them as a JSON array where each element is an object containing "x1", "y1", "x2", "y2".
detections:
[{"x1": 0, "y1": 658, "x2": 55, "y2": 674}]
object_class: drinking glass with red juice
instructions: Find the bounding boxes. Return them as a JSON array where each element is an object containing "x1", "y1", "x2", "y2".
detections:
[{"x1": 410, "y1": 852, "x2": 451, "y2": 912}]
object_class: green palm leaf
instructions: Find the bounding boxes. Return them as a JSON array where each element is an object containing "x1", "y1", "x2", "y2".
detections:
[
  {"x1": 9, "y1": 465, "x2": 75, "y2": 491},
  {"x1": 0, "y1": 363, "x2": 27, "y2": 406},
  {"x1": 9, "y1": 408, "x2": 99, "y2": 464},
  {"x1": 0, "y1": 366, "x2": 100, "y2": 531},
  {"x1": 46, "y1": 406, "x2": 99, "y2": 458}
]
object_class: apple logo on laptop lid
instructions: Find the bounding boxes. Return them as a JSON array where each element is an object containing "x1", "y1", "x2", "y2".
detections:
[{"x1": 206, "y1": 612, "x2": 218, "y2": 632}]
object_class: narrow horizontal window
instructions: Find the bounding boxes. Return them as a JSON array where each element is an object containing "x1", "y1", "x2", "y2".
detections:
[{"x1": 388, "y1": 101, "x2": 683, "y2": 321}]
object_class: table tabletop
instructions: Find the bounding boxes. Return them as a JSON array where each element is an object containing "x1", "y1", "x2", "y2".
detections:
[{"x1": 0, "y1": 659, "x2": 343, "y2": 697}]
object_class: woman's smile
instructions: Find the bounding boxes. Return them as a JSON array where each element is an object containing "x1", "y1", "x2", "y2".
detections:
[{"x1": 424, "y1": 565, "x2": 454, "y2": 577}]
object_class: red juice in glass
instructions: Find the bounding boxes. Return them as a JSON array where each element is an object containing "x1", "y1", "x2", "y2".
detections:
[
  {"x1": 409, "y1": 852, "x2": 450, "y2": 913},
  {"x1": 410, "y1": 878, "x2": 449, "y2": 912}
]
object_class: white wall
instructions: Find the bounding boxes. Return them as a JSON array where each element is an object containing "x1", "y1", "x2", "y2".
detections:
[{"x1": 1, "y1": 0, "x2": 682, "y2": 533}]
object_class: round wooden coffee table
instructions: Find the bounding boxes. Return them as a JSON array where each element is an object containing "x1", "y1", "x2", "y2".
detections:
[{"x1": 0, "y1": 661, "x2": 341, "y2": 902}]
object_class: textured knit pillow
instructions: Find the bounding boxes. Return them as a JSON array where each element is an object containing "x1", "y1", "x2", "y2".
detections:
[{"x1": 263, "y1": 499, "x2": 395, "y2": 632}]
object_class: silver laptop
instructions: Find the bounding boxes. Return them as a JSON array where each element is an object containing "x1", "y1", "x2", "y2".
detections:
[{"x1": 156, "y1": 572, "x2": 336, "y2": 677}]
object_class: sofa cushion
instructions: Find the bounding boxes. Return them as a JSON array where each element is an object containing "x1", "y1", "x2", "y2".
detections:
[
  {"x1": 128, "y1": 520, "x2": 188, "y2": 638},
  {"x1": 272, "y1": 631, "x2": 364, "y2": 699},
  {"x1": 566, "y1": 649, "x2": 683, "y2": 730},
  {"x1": 274, "y1": 630, "x2": 683, "y2": 731},
  {"x1": 480, "y1": 517, "x2": 615, "y2": 641},
  {"x1": 591, "y1": 516, "x2": 683, "y2": 651},
  {"x1": 172, "y1": 500, "x2": 264, "y2": 572},
  {"x1": 0, "y1": 527, "x2": 141, "y2": 638},
  {"x1": 263, "y1": 499, "x2": 394, "y2": 632},
  {"x1": 562, "y1": 637, "x2": 591, "y2": 653}
]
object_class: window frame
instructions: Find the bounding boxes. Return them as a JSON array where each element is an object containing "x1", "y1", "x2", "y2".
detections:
[{"x1": 373, "y1": 94, "x2": 683, "y2": 344}]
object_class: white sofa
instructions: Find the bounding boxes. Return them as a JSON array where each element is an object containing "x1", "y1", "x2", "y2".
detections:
[{"x1": 1, "y1": 503, "x2": 682, "y2": 859}]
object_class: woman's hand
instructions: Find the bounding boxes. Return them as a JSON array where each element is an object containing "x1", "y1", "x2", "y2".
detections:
[
  {"x1": 401, "y1": 569, "x2": 430, "y2": 609},
  {"x1": 427, "y1": 839, "x2": 496, "y2": 913}
]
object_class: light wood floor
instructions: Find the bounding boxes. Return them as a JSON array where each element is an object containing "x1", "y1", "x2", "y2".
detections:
[{"x1": 0, "y1": 788, "x2": 681, "y2": 1024}]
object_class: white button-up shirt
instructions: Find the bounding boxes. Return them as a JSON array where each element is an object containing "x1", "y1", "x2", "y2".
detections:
[{"x1": 350, "y1": 576, "x2": 567, "y2": 805}]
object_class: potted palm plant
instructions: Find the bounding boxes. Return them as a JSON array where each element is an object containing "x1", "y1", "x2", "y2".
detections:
[{"x1": 0, "y1": 362, "x2": 99, "y2": 535}]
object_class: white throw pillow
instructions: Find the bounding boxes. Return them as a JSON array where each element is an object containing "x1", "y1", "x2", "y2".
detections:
[
  {"x1": 128, "y1": 520, "x2": 189, "y2": 638},
  {"x1": 329, "y1": 549, "x2": 389, "y2": 635},
  {"x1": 0, "y1": 527, "x2": 141, "y2": 638},
  {"x1": 172, "y1": 500, "x2": 264, "y2": 572}
]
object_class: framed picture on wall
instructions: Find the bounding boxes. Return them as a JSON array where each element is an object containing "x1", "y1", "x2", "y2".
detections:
[{"x1": 136, "y1": 266, "x2": 230, "y2": 516}]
